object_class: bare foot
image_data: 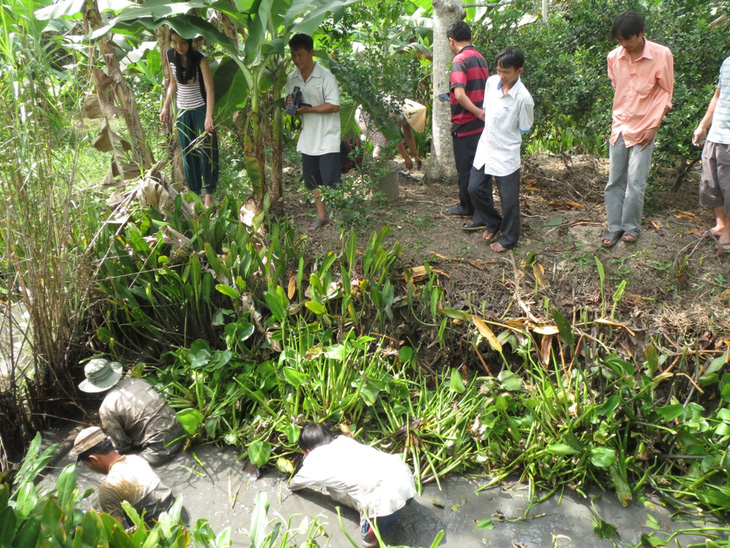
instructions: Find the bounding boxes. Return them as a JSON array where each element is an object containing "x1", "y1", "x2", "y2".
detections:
[
  {"x1": 710, "y1": 226, "x2": 724, "y2": 238},
  {"x1": 482, "y1": 230, "x2": 498, "y2": 241},
  {"x1": 490, "y1": 242, "x2": 509, "y2": 253}
]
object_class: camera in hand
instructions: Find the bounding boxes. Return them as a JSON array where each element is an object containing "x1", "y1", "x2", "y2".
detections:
[{"x1": 286, "y1": 86, "x2": 311, "y2": 115}]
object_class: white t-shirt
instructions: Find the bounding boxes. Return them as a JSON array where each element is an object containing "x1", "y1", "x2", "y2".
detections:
[
  {"x1": 98, "y1": 455, "x2": 173, "y2": 523},
  {"x1": 473, "y1": 75, "x2": 534, "y2": 177},
  {"x1": 286, "y1": 63, "x2": 341, "y2": 156},
  {"x1": 289, "y1": 436, "x2": 416, "y2": 519}
]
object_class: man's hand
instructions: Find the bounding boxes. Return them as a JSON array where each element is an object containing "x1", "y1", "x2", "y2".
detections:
[
  {"x1": 692, "y1": 126, "x2": 707, "y2": 147},
  {"x1": 638, "y1": 126, "x2": 659, "y2": 150},
  {"x1": 475, "y1": 109, "x2": 485, "y2": 122},
  {"x1": 285, "y1": 94, "x2": 293, "y2": 106}
]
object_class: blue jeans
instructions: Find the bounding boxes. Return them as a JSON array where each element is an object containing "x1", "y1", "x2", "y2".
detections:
[
  {"x1": 360, "y1": 499, "x2": 413, "y2": 545},
  {"x1": 604, "y1": 133, "x2": 656, "y2": 236}
]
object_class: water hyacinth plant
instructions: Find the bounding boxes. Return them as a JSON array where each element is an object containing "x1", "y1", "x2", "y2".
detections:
[{"x1": 93, "y1": 197, "x2": 730, "y2": 523}]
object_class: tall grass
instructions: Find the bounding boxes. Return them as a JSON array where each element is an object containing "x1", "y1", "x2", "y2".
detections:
[{"x1": 0, "y1": 3, "x2": 100, "y2": 469}]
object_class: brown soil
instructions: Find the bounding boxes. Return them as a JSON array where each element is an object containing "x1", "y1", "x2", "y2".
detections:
[{"x1": 284, "y1": 155, "x2": 730, "y2": 358}]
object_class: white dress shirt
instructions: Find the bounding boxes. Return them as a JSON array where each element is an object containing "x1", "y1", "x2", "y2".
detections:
[
  {"x1": 285, "y1": 63, "x2": 341, "y2": 156},
  {"x1": 473, "y1": 75, "x2": 534, "y2": 177},
  {"x1": 289, "y1": 436, "x2": 416, "y2": 519}
]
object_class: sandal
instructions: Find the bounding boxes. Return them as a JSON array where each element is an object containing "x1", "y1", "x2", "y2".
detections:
[
  {"x1": 600, "y1": 231, "x2": 624, "y2": 248},
  {"x1": 621, "y1": 232, "x2": 639, "y2": 243},
  {"x1": 462, "y1": 221, "x2": 486, "y2": 231},
  {"x1": 309, "y1": 218, "x2": 329, "y2": 231},
  {"x1": 490, "y1": 241, "x2": 511, "y2": 253},
  {"x1": 718, "y1": 241, "x2": 730, "y2": 257}
]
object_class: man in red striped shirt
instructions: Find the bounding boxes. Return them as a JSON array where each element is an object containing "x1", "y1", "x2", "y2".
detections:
[{"x1": 446, "y1": 21, "x2": 489, "y2": 217}]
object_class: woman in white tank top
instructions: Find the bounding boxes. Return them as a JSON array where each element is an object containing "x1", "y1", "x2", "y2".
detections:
[{"x1": 160, "y1": 30, "x2": 219, "y2": 207}]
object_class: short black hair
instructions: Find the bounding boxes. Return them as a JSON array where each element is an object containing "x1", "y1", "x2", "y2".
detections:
[
  {"x1": 76, "y1": 437, "x2": 114, "y2": 463},
  {"x1": 495, "y1": 47, "x2": 525, "y2": 70},
  {"x1": 288, "y1": 33, "x2": 313, "y2": 52},
  {"x1": 611, "y1": 11, "x2": 645, "y2": 40},
  {"x1": 446, "y1": 21, "x2": 471, "y2": 42},
  {"x1": 298, "y1": 423, "x2": 334, "y2": 452}
]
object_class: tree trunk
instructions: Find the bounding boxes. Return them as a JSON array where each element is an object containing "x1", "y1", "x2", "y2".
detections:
[
  {"x1": 84, "y1": 0, "x2": 154, "y2": 173},
  {"x1": 269, "y1": 63, "x2": 285, "y2": 214},
  {"x1": 427, "y1": 0, "x2": 464, "y2": 182}
]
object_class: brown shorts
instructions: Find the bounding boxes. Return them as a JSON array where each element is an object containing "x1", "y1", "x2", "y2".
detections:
[{"x1": 700, "y1": 140, "x2": 730, "y2": 215}]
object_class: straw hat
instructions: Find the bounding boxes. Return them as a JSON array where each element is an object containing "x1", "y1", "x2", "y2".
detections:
[
  {"x1": 400, "y1": 99, "x2": 427, "y2": 133},
  {"x1": 78, "y1": 358, "x2": 123, "y2": 393},
  {"x1": 74, "y1": 426, "x2": 108, "y2": 458}
]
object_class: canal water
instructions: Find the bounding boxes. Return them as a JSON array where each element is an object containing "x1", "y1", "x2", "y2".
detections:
[{"x1": 37, "y1": 427, "x2": 719, "y2": 547}]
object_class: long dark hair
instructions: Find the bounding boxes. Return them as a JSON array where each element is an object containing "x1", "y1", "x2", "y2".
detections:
[{"x1": 168, "y1": 31, "x2": 204, "y2": 85}]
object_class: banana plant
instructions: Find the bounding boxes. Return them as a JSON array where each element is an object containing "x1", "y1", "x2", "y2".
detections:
[{"x1": 36, "y1": 0, "x2": 357, "y2": 211}]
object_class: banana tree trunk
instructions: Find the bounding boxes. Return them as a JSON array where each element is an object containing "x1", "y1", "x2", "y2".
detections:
[
  {"x1": 84, "y1": 0, "x2": 154, "y2": 172},
  {"x1": 269, "y1": 72, "x2": 284, "y2": 213}
]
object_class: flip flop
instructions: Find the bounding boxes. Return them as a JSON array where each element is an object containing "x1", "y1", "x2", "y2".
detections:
[
  {"x1": 718, "y1": 241, "x2": 730, "y2": 257},
  {"x1": 600, "y1": 231, "x2": 623, "y2": 248},
  {"x1": 462, "y1": 221, "x2": 486, "y2": 231},
  {"x1": 309, "y1": 218, "x2": 329, "y2": 231}
]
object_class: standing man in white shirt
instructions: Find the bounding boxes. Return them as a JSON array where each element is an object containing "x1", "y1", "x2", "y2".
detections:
[
  {"x1": 466, "y1": 47, "x2": 534, "y2": 252},
  {"x1": 289, "y1": 423, "x2": 416, "y2": 548},
  {"x1": 285, "y1": 33, "x2": 341, "y2": 231}
]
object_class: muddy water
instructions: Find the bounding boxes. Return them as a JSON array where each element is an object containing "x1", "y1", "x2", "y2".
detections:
[{"x1": 38, "y1": 429, "x2": 716, "y2": 547}]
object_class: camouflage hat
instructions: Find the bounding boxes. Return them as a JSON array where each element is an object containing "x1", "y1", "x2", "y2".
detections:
[
  {"x1": 78, "y1": 358, "x2": 123, "y2": 393},
  {"x1": 73, "y1": 426, "x2": 108, "y2": 459}
]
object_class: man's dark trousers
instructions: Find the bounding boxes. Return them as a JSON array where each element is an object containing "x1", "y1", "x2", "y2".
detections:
[
  {"x1": 468, "y1": 167, "x2": 521, "y2": 249},
  {"x1": 452, "y1": 132, "x2": 482, "y2": 215}
]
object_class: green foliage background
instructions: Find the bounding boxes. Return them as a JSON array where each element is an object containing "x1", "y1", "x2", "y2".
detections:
[{"x1": 471, "y1": 0, "x2": 729, "y2": 170}]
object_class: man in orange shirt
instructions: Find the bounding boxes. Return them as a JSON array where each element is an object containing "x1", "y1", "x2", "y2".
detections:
[{"x1": 601, "y1": 11, "x2": 673, "y2": 247}]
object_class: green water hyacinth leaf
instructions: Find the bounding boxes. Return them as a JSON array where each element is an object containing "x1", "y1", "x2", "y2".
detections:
[
  {"x1": 439, "y1": 308, "x2": 472, "y2": 322},
  {"x1": 497, "y1": 370, "x2": 522, "y2": 392},
  {"x1": 305, "y1": 301, "x2": 327, "y2": 315},
  {"x1": 590, "y1": 447, "x2": 617, "y2": 468},
  {"x1": 359, "y1": 379, "x2": 382, "y2": 405},
  {"x1": 282, "y1": 367, "x2": 309, "y2": 387},
  {"x1": 325, "y1": 344, "x2": 346, "y2": 361},
  {"x1": 190, "y1": 340, "x2": 211, "y2": 368},
  {"x1": 275, "y1": 457, "x2": 295, "y2": 475},
  {"x1": 216, "y1": 284, "x2": 240, "y2": 299},
  {"x1": 449, "y1": 368, "x2": 465, "y2": 394},
  {"x1": 474, "y1": 519, "x2": 494, "y2": 530},
  {"x1": 284, "y1": 424, "x2": 300, "y2": 444},
  {"x1": 176, "y1": 409, "x2": 204, "y2": 435},
  {"x1": 0, "y1": 507, "x2": 17, "y2": 546},
  {"x1": 546, "y1": 443, "x2": 579, "y2": 456},
  {"x1": 248, "y1": 441, "x2": 272, "y2": 467},
  {"x1": 654, "y1": 404, "x2": 684, "y2": 422}
]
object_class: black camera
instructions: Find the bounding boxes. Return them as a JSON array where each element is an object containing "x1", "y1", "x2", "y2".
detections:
[{"x1": 286, "y1": 86, "x2": 311, "y2": 115}]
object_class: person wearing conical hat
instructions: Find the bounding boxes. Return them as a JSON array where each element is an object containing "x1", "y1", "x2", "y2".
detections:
[
  {"x1": 74, "y1": 426, "x2": 180, "y2": 527},
  {"x1": 79, "y1": 359, "x2": 185, "y2": 466}
]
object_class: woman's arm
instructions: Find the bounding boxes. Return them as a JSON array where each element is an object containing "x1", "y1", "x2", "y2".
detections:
[{"x1": 200, "y1": 57, "x2": 215, "y2": 132}]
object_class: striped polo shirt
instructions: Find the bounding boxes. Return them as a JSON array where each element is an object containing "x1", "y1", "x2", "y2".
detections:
[
  {"x1": 168, "y1": 52, "x2": 206, "y2": 111},
  {"x1": 707, "y1": 56, "x2": 730, "y2": 146},
  {"x1": 450, "y1": 45, "x2": 489, "y2": 137}
]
